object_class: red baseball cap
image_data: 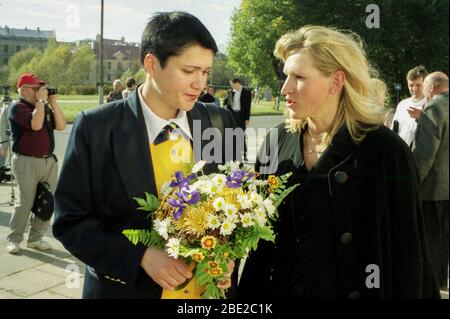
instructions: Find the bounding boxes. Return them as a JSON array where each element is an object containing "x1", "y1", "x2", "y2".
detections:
[{"x1": 16, "y1": 73, "x2": 45, "y2": 89}]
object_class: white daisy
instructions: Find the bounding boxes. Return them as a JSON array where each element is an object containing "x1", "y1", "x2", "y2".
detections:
[
  {"x1": 237, "y1": 194, "x2": 252, "y2": 210},
  {"x1": 254, "y1": 207, "x2": 267, "y2": 226},
  {"x1": 223, "y1": 203, "x2": 238, "y2": 221},
  {"x1": 240, "y1": 213, "x2": 255, "y2": 227},
  {"x1": 220, "y1": 219, "x2": 236, "y2": 236},
  {"x1": 160, "y1": 181, "x2": 172, "y2": 197},
  {"x1": 207, "y1": 214, "x2": 221, "y2": 230},
  {"x1": 212, "y1": 174, "x2": 227, "y2": 187},
  {"x1": 213, "y1": 197, "x2": 226, "y2": 211},
  {"x1": 264, "y1": 198, "x2": 276, "y2": 218},
  {"x1": 191, "y1": 160, "x2": 206, "y2": 174},
  {"x1": 153, "y1": 218, "x2": 172, "y2": 240},
  {"x1": 166, "y1": 237, "x2": 180, "y2": 259}
]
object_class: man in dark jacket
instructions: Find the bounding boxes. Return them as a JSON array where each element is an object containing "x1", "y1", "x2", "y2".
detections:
[
  {"x1": 224, "y1": 78, "x2": 252, "y2": 161},
  {"x1": 413, "y1": 71, "x2": 449, "y2": 292},
  {"x1": 53, "y1": 12, "x2": 238, "y2": 299}
]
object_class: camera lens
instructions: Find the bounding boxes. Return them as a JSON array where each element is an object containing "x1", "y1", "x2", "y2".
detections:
[{"x1": 47, "y1": 87, "x2": 58, "y2": 96}]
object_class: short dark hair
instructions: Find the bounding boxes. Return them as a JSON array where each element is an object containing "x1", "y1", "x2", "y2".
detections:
[
  {"x1": 230, "y1": 78, "x2": 241, "y2": 84},
  {"x1": 407, "y1": 65, "x2": 428, "y2": 81},
  {"x1": 126, "y1": 77, "x2": 136, "y2": 88},
  {"x1": 140, "y1": 11, "x2": 218, "y2": 68}
]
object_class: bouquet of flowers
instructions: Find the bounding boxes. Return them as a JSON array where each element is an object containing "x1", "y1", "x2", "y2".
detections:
[{"x1": 123, "y1": 161, "x2": 298, "y2": 299}]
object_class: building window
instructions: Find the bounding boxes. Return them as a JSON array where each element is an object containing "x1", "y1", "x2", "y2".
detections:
[
  {"x1": 16, "y1": 45, "x2": 21, "y2": 52},
  {"x1": 4, "y1": 57, "x2": 8, "y2": 64},
  {"x1": 107, "y1": 74, "x2": 111, "y2": 81},
  {"x1": 3, "y1": 45, "x2": 8, "y2": 53},
  {"x1": 107, "y1": 62, "x2": 112, "y2": 70}
]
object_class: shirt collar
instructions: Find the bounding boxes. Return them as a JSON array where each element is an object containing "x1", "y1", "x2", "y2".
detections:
[{"x1": 138, "y1": 86, "x2": 192, "y2": 144}]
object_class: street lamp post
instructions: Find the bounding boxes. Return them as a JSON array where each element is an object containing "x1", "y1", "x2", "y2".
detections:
[{"x1": 98, "y1": 0, "x2": 104, "y2": 104}]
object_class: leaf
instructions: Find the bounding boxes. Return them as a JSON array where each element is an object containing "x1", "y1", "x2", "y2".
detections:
[{"x1": 145, "y1": 192, "x2": 160, "y2": 211}]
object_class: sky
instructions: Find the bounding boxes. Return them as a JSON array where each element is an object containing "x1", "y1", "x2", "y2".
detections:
[{"x1": 0, "y1": 0, "x2": 242, "y2": 49}]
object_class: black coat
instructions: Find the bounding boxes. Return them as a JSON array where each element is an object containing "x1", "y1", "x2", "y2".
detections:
[
  {"x1": 53, "y1": 87, "x2": 237, "y2": 298},
  {"x1": 224, "y1": 88, "x2": 252, "y2": 121},
  {"x1": 238, "y1": 123, "x2": 439, "y2": 299}
]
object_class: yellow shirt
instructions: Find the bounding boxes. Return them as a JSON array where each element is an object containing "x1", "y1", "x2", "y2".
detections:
[
  {"x1": 150, "y1": 136, "x2": 205, "y2": 298},
  {"x1": 150, "y1": 135, "x2": 193, "y2": 197}
]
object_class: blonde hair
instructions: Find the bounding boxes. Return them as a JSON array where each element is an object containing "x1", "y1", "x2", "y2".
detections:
[
  {"x1": 274, "y1": 25, "x2": 385, "y2": 145},
  {"x1": 369, "y1": 78, "x2": 388, "y2": 108}
]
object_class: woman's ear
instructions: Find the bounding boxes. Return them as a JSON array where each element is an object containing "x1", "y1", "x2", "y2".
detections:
[{"x1": 330, "y1": 70, "x2": 346, "y2": 94}]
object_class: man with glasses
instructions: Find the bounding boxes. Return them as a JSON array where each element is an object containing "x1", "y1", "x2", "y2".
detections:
[{"x1": 6, "y1": 73, "x2": 66, "y2": 254}]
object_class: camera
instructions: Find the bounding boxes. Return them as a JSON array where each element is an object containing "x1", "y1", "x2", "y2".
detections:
[
  {"x1": 1, "y1": 85, "x2": 11, "y2": 96},
  {"x1": 47, "y1": 87, "x2": 58, "y2": 96}
]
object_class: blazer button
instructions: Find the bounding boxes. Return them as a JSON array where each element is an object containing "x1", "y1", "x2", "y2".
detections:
[
  {"x1": 348, "y1": 291, "x2": 361, "y2": 299},
  {"x1": 334, "y1": 171, "x2": 348, "y2": 184},
  {"x1": 340, "y1": 232, "x2": 353, "y2": 244}
]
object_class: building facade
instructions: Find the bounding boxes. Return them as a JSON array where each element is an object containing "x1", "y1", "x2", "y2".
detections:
[{"x1": 0, "y1": 26, "x2": 56, "y2": 67}]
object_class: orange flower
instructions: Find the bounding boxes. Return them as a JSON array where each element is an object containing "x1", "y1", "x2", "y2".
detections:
[
  {"x1": 267, "y1": 175, "x2": 279, "y2": 188},
  {"x1": 192, "y1": 252, "x2": 205, "y2": 262},
  {"x1": 207, "y1": 267, "x2": 223, "y2": 277},
  {"x1": 208, "y1": 261, "x2": 219, "y2": 268},
  {"x1": 201, "y1": 236, "x2": 217, "y2": 250}
]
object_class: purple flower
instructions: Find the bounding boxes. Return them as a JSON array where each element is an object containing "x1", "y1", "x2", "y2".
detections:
[
  {"x1": 167, "y1": 198, "x2": 185, "y2": 220},
  {"x1": 176, "y1": 188, "x2": 201, "y2": 205},
  {"x1": 226, "y1": 170, "x2": 255, "y2": 188},
  {"x1": 169, "y1": 171, "x2": 196, "y2": 189}
]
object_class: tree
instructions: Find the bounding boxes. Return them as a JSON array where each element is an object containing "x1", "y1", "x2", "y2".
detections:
[
  {"x1": 228, "y1": 0, "x2": 449, "y2": 101},
  {"x1": 228, "y1": 0, "x2": 301, "y2": 92},
  {"x1": 66, "y1": 44, "x2": 95, "y2": 87}
]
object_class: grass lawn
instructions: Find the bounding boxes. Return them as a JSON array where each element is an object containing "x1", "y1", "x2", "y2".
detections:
[{"x1": 9, "y1": 94, "x2": 286, "y2": 123}]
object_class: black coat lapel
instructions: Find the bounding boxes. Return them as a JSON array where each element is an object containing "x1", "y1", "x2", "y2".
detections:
[
  {"x1": 309, "y1": 125, "x2": 358, "y2": 177},
  {"x1": 187, "y1": 103, "x2": 219, "y2": 174},
  {"x1": 112, "y1": 87, "x2": 157, "y2": 203}
]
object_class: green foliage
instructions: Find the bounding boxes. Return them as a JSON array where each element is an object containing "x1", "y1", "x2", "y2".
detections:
[
  {"x1": 228, "y1": 0, "x2": 449, "y2": 102},
  {"x1": 122, "y1": 229, "x2": 163, "y2": 247},
  {"x1": 134, "y1": 192, "x2": 160, "y2": 212},
  {"x1": 5, "y1": 40, "x2": 95, "y2": 93}
]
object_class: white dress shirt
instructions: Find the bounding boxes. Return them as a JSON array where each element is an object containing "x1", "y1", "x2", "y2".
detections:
[
  {"x1": 392, "y1": 96, "x2": 427, "y2": 147},
  {"x1": 232, "y1": 88, "x2": 242, "y2": 111},
  {"x1": 137, "y1": 86, "x2": 192, "y2": 144}
]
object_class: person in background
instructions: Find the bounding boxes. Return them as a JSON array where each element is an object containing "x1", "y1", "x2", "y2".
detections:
[
  {"x1": 369, "y1": 78, "x2": 394, "y2": 127},
  {"x1": 106, "y1": 79, "x2": 123, "y2": 102},
  {"x1": 6, "y1": 73, "x2": 66, "y2": 254},
  {"x1": 391, "y1": 66, "x2": 428, "y2": 147},
  {"x1": 223, "y1": 78, "x2": 252, "y2": 161},
  {"x1": 122, "y1": 78, "x2": 136, "y2": 99},
  {"x1": 412, "y1": 71, "x2": 449, "y2": 293}
]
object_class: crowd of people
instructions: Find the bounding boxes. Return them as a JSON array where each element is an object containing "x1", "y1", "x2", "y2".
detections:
[{"x1": 1, "y1": 11, "x2": 447, "y2": 299}]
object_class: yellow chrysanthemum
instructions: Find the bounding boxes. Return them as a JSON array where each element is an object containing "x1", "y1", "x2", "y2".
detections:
[
  {"x1": 192, "y1": 252, "x2": 205, "y2": 262},
  {"x1": 208, "y1": 261, "x2": 219, "y2": 268},
  {"x1": 172, "y1": 200, "x2": 214, "y2": 237},
  {"x1": 217, "y1": 188, "x2": 244, "y2": 208},
  {"x1": 201, "y1": 235, "x2": 217, "y2": 250}
]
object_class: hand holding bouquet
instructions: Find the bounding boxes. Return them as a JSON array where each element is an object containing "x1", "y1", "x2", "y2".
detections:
[{"x1": 123, "y1": 161, "x2": 298, "y2": 298}]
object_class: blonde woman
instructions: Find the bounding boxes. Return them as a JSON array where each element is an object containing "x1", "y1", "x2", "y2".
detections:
[{"x1": 238, "y1": 26, "x2": 439, "y2": 299}]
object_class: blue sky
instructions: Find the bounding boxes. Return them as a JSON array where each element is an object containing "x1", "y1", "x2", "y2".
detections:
[{"x1": 0, "y1": 0, "x2": 241, "y2": 48}]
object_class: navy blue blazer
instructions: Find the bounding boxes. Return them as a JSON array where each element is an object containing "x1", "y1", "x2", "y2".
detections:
[{"x1": 53, "y1": 87, "x2": 237, "y2": 298}]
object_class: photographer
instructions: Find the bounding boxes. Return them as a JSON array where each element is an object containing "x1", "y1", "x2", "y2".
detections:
[{"x1": 6, "y1": 73, "x2": 66, "y2": 254}]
